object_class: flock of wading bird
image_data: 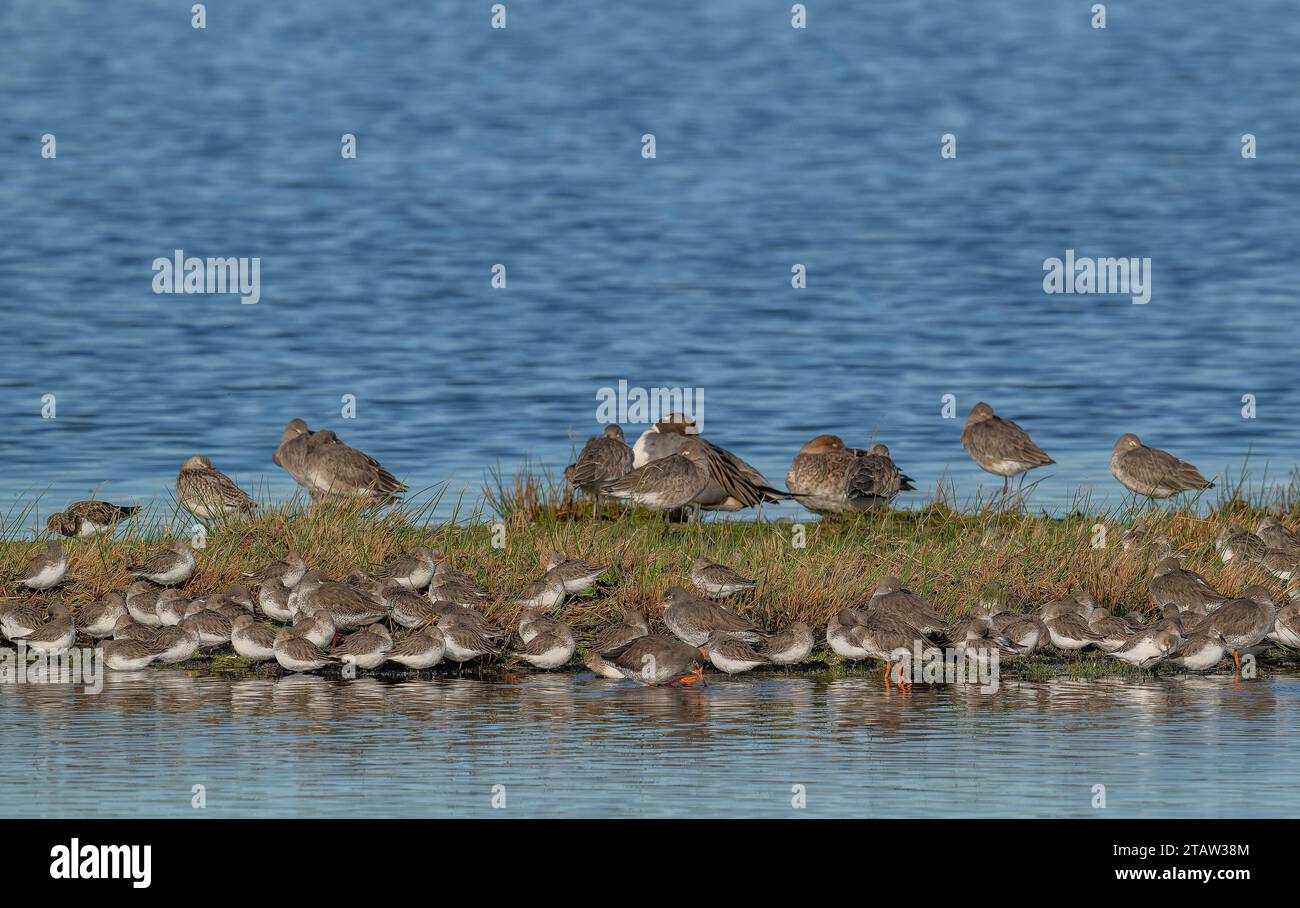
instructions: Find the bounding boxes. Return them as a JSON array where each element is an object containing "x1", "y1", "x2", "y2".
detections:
[{"x1": 3, "y1": 406, "x2": 1297, "y2": 684}]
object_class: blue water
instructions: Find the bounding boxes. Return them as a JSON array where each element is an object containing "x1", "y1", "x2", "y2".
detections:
[
  {"x1": 2, "y1": 670, "x2": 1298, "y2": 818},
  {"x1": 2, "y1": 1, "x2": 1298, "y2": 525},
  {"x1": 4, "y1": 3, "x2": 1300, "y2": 818}
]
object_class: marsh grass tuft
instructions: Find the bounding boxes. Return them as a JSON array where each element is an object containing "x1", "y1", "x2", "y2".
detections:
[{"x1": 5, "y1": 465, "x2": 1300, "y2": 674}]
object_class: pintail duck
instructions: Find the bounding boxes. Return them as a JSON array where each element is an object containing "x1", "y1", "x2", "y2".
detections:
[
  {"x1": 690, "y1": 558, "x2": 756, "y2": 598},
  {"x1": 544, "y1": 553, "x2": 610, "y2": 594},
  {"x1": 661, "y1": 586, "x2": 767, "y2": 646},
  {"x1": 45, "y1": 500, "x2": 138, "y2": 538},
  {"x1": 12, "y1": 541, "x2": 67, "y2": 591},
  {"x1": 761, "y1": 621, "x2": 815, "y2": 665},
  {"x1": 566, "y1": 425, "x2": 634, "y2": 516},
  {"x1": 176, "y1": 456, "x2": 255, "y2": 521},
  {"x1": 703, "y1": 630, "x2": 769, "y2": 674},
  {"x1": 127, "y1": 541, "x2": 196, "y2": 587},
  {"x1": 510, "y1": 570, "x2": 566, "y2": 612},
  {"x1": 79, "y1": 593, "x2": 127, "y2": 639},
  {"x1": 1148, "y1": 557, "x2": 1227, "y2": 613},
  {"x1": 618, "y1": 433, "x2": 789, "y2": 519},
  {"x1": 230, "y1": 614, "x2": 278, "y2": 662},
  {"x1": 1110, "y1": 434, "x2": 1213, "y2": 499},
  {"x1": 960, "y1": 402, "x2": 1054, "y2": 496},
  {"x1": 151, "y1": 620, "x2": 202, "y2": 663},
  {"x1": 381, "y1": 628, "x2": 445, "y2": 669},
  {"x1": 13, "y1": 602, "x2": 75, "y2": 653},
  {"x1": 631, "y1": 413, "x2": 699, "y2": 466},
  {"x1": 102, "y1": 638, "x2": 158, "y2": 671},
  {"x1": 598, "y1": 634, "x2": 704, "y2": 686},
  {"x1": 273, "y1": 418, "x2": 406, "y2": 506}
]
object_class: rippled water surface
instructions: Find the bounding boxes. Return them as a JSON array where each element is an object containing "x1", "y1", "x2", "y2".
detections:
[
  {"x1": 3, "y1": 671, "x2": 1299, "y2": 818},
  {"x1": 3, "y1": 2, "x2": 1300, "y2": 525}
]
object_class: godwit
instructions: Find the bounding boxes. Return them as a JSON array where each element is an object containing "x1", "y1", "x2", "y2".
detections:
[
  {"x1": 1110, "y1": 434, "x2": 1213, "y2": 500},
  {"x1": 960, "y1": 402, "x2": 1054, "y2": 502}
]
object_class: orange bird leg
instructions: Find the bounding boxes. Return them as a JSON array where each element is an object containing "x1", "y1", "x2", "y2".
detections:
[
  {"x1": 883, "y1": 658, "x2": 892, "y2": 688},
  {"x1": 1233, "y1": 649, "x2": 1241, "y2": 672}
]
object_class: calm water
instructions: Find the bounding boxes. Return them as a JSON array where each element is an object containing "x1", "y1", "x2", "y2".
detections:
[
  {"x1": 3, "y1": 2, "x2": 1300, "y2": 528},
  {"x1": 2, "y1": 670, "x2": 1299, "y2": 818}
]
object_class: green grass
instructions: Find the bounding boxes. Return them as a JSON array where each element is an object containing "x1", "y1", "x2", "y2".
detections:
[{"x1": 5, "y1": 466, "x2": 1300, "y2": 679}]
